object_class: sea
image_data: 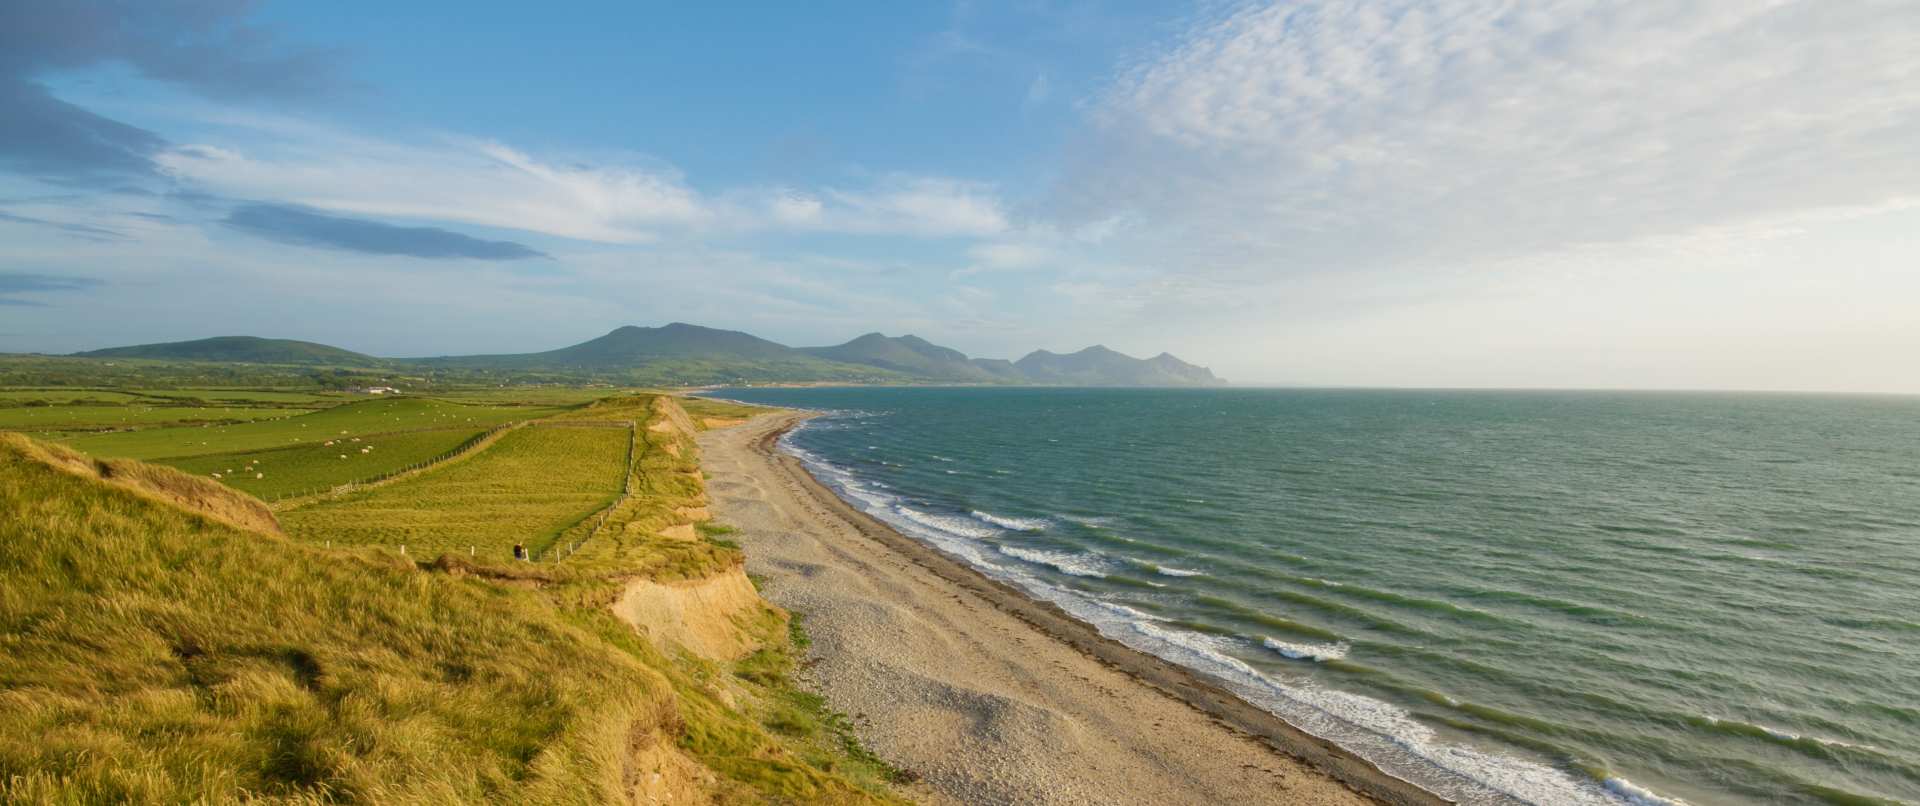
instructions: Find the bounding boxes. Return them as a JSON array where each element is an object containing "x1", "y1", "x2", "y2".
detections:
[{"x1": 711, "y1": 386, "x2": 1920, "y2": 806}]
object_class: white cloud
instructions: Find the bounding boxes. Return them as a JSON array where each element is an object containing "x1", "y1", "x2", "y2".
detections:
[
  {"x1": 153, "y1": 117, "x2": 1010, "y2": 243},
  {"x1": 1067, "y1": 0, "x2": 1920, "y2": 273}
]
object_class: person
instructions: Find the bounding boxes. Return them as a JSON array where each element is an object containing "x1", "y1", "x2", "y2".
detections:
[{"x1": 513, "y1": 543, "x2": 527, "y2": 561}]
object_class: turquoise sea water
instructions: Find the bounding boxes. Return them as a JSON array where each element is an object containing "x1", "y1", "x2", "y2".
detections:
[{"x1": 713, "y1": 387, "x2": 1920, "y2": 805}]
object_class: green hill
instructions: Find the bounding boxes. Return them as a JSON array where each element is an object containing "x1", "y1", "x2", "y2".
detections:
[
  {"x1": 800, "y1": 332, "x2": 1009, "y2": 383},
  {"x1": 75, "y1": 336, "x2": 379, "y2": 366},
  {"x1": 1014, "y1": 345, "x2": 1225, "y2": 386},
  {"x1": 416, "y1": 323, "x2": 899, "y2": 385}
]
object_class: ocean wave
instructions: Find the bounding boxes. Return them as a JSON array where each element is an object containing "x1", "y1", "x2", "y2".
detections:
[
  {"x1": 895, "y1": 506, "x2": 1002, "y2": 539},
  {"x1": 1063, "y1": 514, "x2": 1115, "y2": 528},
  {"x1": 1692, "y1": 715, "x2": 1872, "y2": 754},
  {"x1": 971, "y1": 510, "x2": 1048, "y2": 531},
  {"x1": 1122, "y1": 556, "x2": 1207, "y2": 577},
  {"x1": 1262, "y1": 638, "x2": 1349, "y2": 662},
  {"x1": 997, "y1": 545, "x2": 1108, "y2": 577},
  {"x1": 1604, "y1": 777, "x2": 1693, "y2": 806}
]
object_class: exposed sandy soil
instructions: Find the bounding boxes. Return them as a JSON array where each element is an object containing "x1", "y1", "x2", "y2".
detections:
[
  {"x1": 697, "y1": 411, "x2": 1441, "y2": 806},
  {"x1": 613, "y1": 567, "x2": 767, "y2": 662}
]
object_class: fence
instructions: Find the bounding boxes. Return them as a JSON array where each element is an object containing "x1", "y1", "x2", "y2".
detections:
[
  {"x1": 267, "y1": 420, "x2": 523, "y2": 504},
  {"x1": 531, "y1": 419, "x2": 637, "y2": 563}
]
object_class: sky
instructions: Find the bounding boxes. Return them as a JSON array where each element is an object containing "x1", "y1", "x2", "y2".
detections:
[{"x1": 2, "y1": 0, "x2": 1917, "y2": 392}]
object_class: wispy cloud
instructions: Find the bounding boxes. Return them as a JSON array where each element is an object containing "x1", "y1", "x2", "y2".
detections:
[
  {"x1": 1065, "y1": 0, "x2": 1920, "y2": 273},
  {"x1": 224, "y1": 203, "x2": 548, "y2": 260},
  {"x1": 0, "y1": 271, "x2": 104, "y2": 306}
]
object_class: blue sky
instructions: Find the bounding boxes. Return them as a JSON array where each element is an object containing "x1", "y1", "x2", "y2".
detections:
[{"x1": 4, "y1": 1, "x2": 1919, "y2": 391}]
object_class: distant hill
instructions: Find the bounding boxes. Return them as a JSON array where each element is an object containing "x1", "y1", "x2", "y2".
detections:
[
  {"x1": 69, "y1": 324, "x2": 1225, "y2": 386},
  {"x1": 801, "y1": 333, "x2": 1008, "y2": 383},
  {"x1": 414, "y1": 323, "x2": 900, "y2": 384},
  {"x1": 1014, "y1": 345, "x2": 1225, "y2": 387},
  {"x1": 74, "y1": 336, "x2": 379, "y2": 366}
]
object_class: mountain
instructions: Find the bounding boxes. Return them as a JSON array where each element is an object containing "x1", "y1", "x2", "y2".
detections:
[
  {"x1": 1014, "y1": 345, "x2": 1225, "y2": 387},
  {"x1": 415, "y1": 323, "x2": 899, "y2": 384},
  {"x1": 800, "y1": 333, "x2": 1008, "y2": 383},
  {"x1": 74, "y1": 336, "x2": 379, "y2": 366},
  {"x1": 68, "y1": 324, "x2": 1226, "y2": 387}
]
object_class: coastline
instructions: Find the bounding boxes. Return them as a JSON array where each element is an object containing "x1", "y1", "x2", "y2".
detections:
[{"x1": 698, "y1": 409, "x2": 1444, "y2": 805}]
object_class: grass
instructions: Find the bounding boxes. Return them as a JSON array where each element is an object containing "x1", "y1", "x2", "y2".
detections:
[
  {"x1": 0, "y1": 404, "x2": 319, "y2": 431},
  {"x1": 0, "y1": 389, "x2": 152, "y2": 404},
  {"x1": 133, "y1": 388, "x2": 348, "y2": 404},
  {"x1": 60, "y1": 397, "x2": 556, "y2": 461},
  {"x1": 279, "y1": 425, "x2": 630, "y2": 559},
  {"x1": 0, "y1": 391, "x2": 905, "y2": 804},
  {"x1": 677, "y1": 395, "x2": 770, "y2": 426},
  {"x1": 0, "y1": 434, "x2": 681, "y2": 803},
  {"x1": 158, "y1": 427, "x2": 489, "y2": 501}
]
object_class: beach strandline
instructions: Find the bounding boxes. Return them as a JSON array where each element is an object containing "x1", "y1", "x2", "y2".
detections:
[{"x1": 697, "y1": 409, "x2": 1442, "y2": 806}]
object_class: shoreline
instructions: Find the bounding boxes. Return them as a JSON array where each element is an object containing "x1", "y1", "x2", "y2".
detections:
[{"x1": 700, "y1": 409, "x2": 1444, "y2": 805}]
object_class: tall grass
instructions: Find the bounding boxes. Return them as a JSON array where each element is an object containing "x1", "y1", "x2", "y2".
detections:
[{"x1": 1, "y1": 395, "x2": 902, "y2": 804}]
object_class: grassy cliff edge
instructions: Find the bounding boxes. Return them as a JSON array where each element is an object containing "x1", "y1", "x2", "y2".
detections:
[{"x1": 0, "y1": 396, "x2": 901, "y2": 804}]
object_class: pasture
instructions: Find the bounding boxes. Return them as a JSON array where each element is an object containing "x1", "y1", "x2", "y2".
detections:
[
  {"x1": 159, "y1": 427, "x2": 489, "y2": 501},
  {"x1": 0, "y1": 405, "x2": 317, "y2": 432},
  {"x1": 60, "y1": 397, "x2": 556, "y2": 460},
  {"x1": 279, "y1": 424, "x2": 630, "y2": 559}
]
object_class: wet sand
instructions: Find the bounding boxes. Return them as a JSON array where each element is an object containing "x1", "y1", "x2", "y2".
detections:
[{"x1": 697, "y1": 410, "x2": 1443, "y2": 806}]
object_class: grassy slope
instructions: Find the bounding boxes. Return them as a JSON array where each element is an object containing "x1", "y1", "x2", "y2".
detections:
[{"x1": 0, "y1": 396, "x2": 901, "y2": 804}]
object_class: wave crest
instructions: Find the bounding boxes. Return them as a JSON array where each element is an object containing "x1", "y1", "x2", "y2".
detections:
[{"x1": 971, "y1": 509, "x2": 1048, "y2": 531}]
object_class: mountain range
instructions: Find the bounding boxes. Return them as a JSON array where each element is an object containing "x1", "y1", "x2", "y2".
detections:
[{"x1": 63, "y1": 324, "x2": 1226, "y2": 387}]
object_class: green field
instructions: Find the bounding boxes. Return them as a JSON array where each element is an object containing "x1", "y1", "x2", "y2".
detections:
[
  {"x1": 0, "y1": 389, "x2": 153, "y2": 404},
  {"x1": 61, "y1": 397, "x2": 557, "y2": 460},
  {"x1": 2, "y1": 388, "x2": 901, "y2": 804},
  {"x1": 0, "y1": 405, "x2": 317, "y2": 432},
  {"x1": 132, "y1": 388, "x2": 349, "y2": 404},
  {"x1": 281, "y1": 425, "x2": 630, "y2": 558},
  {"x1": 159, "y1": 427, "x2": 489, "y2": 501}
]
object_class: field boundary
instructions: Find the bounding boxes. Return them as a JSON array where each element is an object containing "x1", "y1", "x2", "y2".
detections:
[
  {"x1": 533, "y1": 420, "x2": 637, "y2": 562},
  {"x1": 270, "y1": 420, "x2": 532, "y2": 510}
]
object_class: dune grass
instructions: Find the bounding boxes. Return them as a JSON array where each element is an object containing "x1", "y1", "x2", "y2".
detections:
[
  {"x1": 0, "y1": 434, "x2": 682, "y2": 804},
  {"x1": 279, "y1": 425, "x2": 629, "y2": 559},
  {"x1": 677, "y1": 395, "x2": 769, "y2": 426},
  {"x1": 158, "y1": 426, "x2": 489, "y2": 501},
  {"x1": 0, "y1": 394, "x2": 903, "y2": 804}
]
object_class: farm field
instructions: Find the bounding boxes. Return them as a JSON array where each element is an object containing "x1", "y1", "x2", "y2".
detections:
[
  {"x1": 60, "y1": 397, "x2": 559, "y2": 460},
  {"x1": 280, "y1": 424, "x2": 630, "y2": 558},
  {"x1": 158, "y1": 426, "x2": 488, "y2": 501},
  {"x1": 131, "y1": 388, "x2": 348, "y2": 404},
  {"x1": 0, "y1": 404, "x2": 316, "y2": 432},
  {"x1": 0, "y1": 389, "x2": 153, "y2": 404},
  {"x1": 430, "y1": 387, "x2": 647, "y2": 406}
]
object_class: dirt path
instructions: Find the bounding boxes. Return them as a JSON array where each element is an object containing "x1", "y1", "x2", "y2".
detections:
[{"x1": 698, "y1": 411, "x2": 1438, "y2": 806}]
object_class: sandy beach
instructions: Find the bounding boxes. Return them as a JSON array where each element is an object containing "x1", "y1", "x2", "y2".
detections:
[{"x1": 698, "y1": 410, "x2": 1441, "y2": 806}]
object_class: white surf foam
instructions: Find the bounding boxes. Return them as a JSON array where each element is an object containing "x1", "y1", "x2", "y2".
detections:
[
  {"x1": 997, "y1": 545, "x2": 1109, "y2": 577},
  {"x1": 1156, "y1": 565, "x2": 1207, "y2": 577},
  {"x1": 1263, "y1": 638, "x2": 1350, "y2": 662},
  {"x1": 971, "y1": 509, "x2": 1048, "y2": 531},
  {"x1": 895, "y1": 506, "x2": 1002, "y2": 539},
  {"x1": 1604, "y1": 777, "x2": 1694, "y2": 806},
  {"x1": 777, "y1": 413, "x2": 1684, "y2": 806}
]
